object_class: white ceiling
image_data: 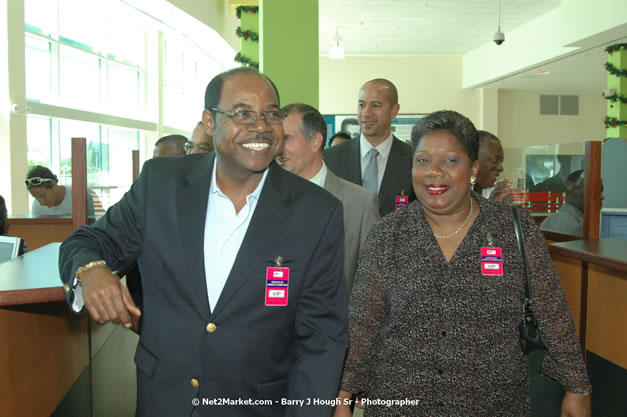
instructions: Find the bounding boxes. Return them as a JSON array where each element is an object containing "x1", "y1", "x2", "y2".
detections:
[
  {"x1": 319, "y1": 0, "x2": 561, "y2": 55},
  {"x1": 318, "y1": 0, "x2": 625, "y2": 92}
]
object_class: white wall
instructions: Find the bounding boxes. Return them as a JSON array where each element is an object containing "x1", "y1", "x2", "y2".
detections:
[
  {"x1": 319, "y1": 56, "x2": 482, "y2": 126},
  {"x1": 498, "y1": 89, "x2": 606, "y2": 148}
]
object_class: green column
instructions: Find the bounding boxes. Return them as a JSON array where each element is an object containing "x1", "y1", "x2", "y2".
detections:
[
  {"x1": 239, "y1": 8, "x2": 259, "y2": 66},
  {"x1": 606, "y1": 46, "x2": 626, "y2": 138},
  {"x1": 260, "y1": 0, "x2": 319, "y2": 108}
]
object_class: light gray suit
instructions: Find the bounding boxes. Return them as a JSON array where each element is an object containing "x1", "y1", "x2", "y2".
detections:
[{"x1": 323, "y1": 168, "x2": 380, "y2": 294}]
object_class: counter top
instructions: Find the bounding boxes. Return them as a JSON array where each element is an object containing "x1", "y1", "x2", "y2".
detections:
[
  {"x1": 0, "y1": 243, "x2": 65, "y2": 307},
  {"x1": 549, "y1": 238, "x2": 627, "y2": 274}
]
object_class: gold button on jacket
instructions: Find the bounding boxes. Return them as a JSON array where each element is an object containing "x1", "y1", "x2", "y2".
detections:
[
  {"x1": 190, "y1": 378, "x2": 199, "y2": 388},
  {"x1": 206, "y1": 323, "x2": 216, "y2": 333}
]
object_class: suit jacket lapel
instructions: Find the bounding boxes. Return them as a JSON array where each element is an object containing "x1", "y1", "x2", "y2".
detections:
[
  {"x1": 210, "y1": 162, "x2": 290, "y2": 318},
  {"x1": 323, "y1": 169, "x2": 344, "y2": 200},
  {"x1": 345, "y1": 139, "x2": 363, "y2": 185},
  {"x1": 177, "y1": 153, "x2": 214, "y2": 319},
  {"x1": 379, "y1": 136, "x2": 407, "y2": 207}
]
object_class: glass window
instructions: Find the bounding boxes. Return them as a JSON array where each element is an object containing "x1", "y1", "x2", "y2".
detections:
[
  {"x1": 58, "y1": 119, "x2": 100, "y2": 184},
  {"x1": 26, "y1": 115, "x2": 53, "y2": 169},
  {"x1": 100, "y1": 126, "x2": 140, "y2": 208},
  {"x1": 25, "y1": 0, "x2": 58, "y2": 37},
  {"x1": 58, "y1": 0, "x2": 106, "y2": 52},
  {"x1": 104, "y1": 1, "x2": 145, "y2": 66},
  {"x1": 25, "y1": 35, "x2": 54, "y2": 103},
  {"x1": 107, "y1": 62, "x2": 141, "y2": 116},
  {"x1": 163, "y1": 82, "x2": 186, "y2": 128},
  {"x1": 59, "y1": 45, "x2": 101, "y2": 110}
]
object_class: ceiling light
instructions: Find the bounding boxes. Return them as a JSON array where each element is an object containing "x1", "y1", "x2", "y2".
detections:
[
  {"x1": 535, "y1": 71, "x2": 550, "y2": 75},
  {"x1": 330, "y1": 30, "x2": 344, "y2": 59}
]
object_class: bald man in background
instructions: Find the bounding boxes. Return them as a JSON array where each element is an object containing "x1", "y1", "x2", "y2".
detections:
[{"x1": 324, "y1": 78, "x2": 414, "y2": 217}]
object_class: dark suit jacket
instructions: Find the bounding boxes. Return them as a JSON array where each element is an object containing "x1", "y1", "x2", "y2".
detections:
[
  {"x1": 323, "y1": 136, "x2": 415, "y2": 217},
  {"x1": 59, "y1": 153, "x2": 349, "y2": 417}
]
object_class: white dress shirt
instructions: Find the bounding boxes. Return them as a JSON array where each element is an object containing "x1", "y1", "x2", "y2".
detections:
[
  {"x1": 309, "y1": 163, "x2": 328, "y2": 188},
  {"x1": 359, "y1": 133, "x2": 394, "y2": 193},
  {"x1": 203, "y1": 162, "x2": 268, "y2": 312}
]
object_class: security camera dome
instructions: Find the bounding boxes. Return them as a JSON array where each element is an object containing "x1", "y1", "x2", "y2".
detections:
[{"x1": 493, "y1": 29, "x2": 505, "y2": 45}]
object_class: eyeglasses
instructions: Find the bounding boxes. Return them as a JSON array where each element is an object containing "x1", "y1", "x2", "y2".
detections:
[
  {"x1": 210, "y1": 107, "x2": 285, "y2": 125},
  {"x1": 185, "y1": 142, "x2": 213, "y2": 153},
  {"x1": 25, "y1": 177, "x2": 53, "y2": 187}
]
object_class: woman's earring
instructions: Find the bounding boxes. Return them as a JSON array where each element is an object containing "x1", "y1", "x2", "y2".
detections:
[{"x1": 470, "y1": 176, "x2": 476, "y2": 185}]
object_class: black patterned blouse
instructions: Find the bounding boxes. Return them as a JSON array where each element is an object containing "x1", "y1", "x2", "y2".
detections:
[{"x1": 340, "y1": 193, "x2": 591, "y2": 416}]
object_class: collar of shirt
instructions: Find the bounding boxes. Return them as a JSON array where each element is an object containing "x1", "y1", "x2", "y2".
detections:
[
  {"x1": 204, "y1": 161, "x2": 269, "y2": 312},
  {"x1": 359, "y1": 132, "x2": 394, "y2": 190},
  {"x1": 209, "y1": 161, "x2": 268, "y2": 202},
  {"x1": 309, "y1": 163, "x2": 328, "y2": 188},
  {"x1": 359, "y1": 132, "x2": 394, "y2": 161}
]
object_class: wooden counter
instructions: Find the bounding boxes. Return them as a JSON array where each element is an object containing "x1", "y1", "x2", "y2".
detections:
[
  {"x1": 0, "y1": 243, "x2": 89, "y2": 417},
  {"x1": 8, "y1": 216, "x2": 74, "y2": 251},
  {"x1": 0, "y1": 242, "x2": 65, "y2": 306},
  {"x1": 549, "y1": 238, "x2": 627, "y2": 370},
  {"x1": 0, "y1": 242, "x2": 138, "y2": 416},
  {"x1": 550, "y1": 238, "x2": 627, "y2": 273}
]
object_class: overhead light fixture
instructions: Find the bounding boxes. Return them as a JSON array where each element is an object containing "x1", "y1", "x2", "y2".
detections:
[
  {"x1": 535, "y1": 71, "x2": 550, "y2": 75},
  {"x1": 330, "y1": 29, "x2": 344, "y2": 59}
]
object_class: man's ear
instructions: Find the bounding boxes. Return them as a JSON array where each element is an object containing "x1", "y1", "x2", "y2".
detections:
[
  {"x1": 202, "y1": 109, "x2": 215, "y2": 136},
  {"x1": 311, "y1": 132, "x2": 324, "y2": 153},
  {"x1": 391, "y1": 103, "x2": 400, "y2": 120}
]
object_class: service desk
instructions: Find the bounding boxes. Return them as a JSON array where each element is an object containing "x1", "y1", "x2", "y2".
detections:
[
  {"x1": 0, "y1": 243, "x2": 137, "y2": 417},
  {"x1": 8, "y1": 216, "x2": 74, "y2": 251},
  {"x1": 549, "y1": 238, "x2": 627, "y2": 416},
  {"x1": 8, "y1": 216, "x2": 95, "y2": 251}
]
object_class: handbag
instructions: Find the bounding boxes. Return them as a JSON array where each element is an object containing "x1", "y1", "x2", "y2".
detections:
[{"x1": 511, "y1": 205, "x2": 548, "y2": 355}]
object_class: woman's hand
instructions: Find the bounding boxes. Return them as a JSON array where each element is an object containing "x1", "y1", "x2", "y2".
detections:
[
  {"x1": 560, "y1": 392, "x2": 591, "y2": 417},
  {"x1": 332, "y1": 390, "x2": 354, "y2": 417}
]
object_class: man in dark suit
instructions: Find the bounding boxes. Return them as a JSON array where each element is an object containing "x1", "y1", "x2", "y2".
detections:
[
  {"x1": 324, "y1": 78, "x2": 414, "y2": 217},
  {"x1": 475, "y1": 130, "x2": 512, "y2": 202},
  {"x1": 59, "y1": 68, "x2": 349, "y2": 417},
  {"x1": 278, "y1": 103, "x2": 380, "y2": 294}
]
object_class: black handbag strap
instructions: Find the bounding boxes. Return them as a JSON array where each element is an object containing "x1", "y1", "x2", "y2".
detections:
[{"x1": 511, "y1": 205, "x2": 533, "y2": 310}]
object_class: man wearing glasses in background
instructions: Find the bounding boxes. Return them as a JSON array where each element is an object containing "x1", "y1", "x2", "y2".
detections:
[
  {"x1": 25, "y1": 165, "x2": 95, "y2": 217},
  {"x1": 186, "y1": 121, "x2": 214, "y2": 154},
  {"x1": 59, "y1": 68, "x2": 348, "y2": 417}
]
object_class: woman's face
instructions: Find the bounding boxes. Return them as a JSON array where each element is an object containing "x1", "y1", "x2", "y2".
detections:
[{"x1": 412, "y1": 130, "x2": 479, "y2": 216}]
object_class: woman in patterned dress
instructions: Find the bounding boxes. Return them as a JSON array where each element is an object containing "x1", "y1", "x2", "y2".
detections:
[{"x1": 333, "y1": 110, "x2": 591, "y2": 417}]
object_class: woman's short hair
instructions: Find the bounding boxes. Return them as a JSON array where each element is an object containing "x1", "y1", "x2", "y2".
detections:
[
  {"x1": 25, "y1": 165, "x2": 58, "y2": 189},
  {"x1": 411, "y1": 110, "x2": 479, "y2": 161}
]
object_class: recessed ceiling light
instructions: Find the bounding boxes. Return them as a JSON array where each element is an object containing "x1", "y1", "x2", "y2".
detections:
[{"x1": 535, "y1": 71, "x2": 550, "y2": 75}]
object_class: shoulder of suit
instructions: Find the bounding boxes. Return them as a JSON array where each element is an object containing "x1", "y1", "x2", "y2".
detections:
[
  {"x1": 323, "y1": 139, "x2": 355, "y2": 159},
  {"x1": 278, "y1": 165, "x2": 340, "y2": 206},
  {"x1": 143, "y1": 152, "x2": 211, "y2": 178},
  {"x1": 392, "y1": 135, "x2": 413, "y2": 154}
]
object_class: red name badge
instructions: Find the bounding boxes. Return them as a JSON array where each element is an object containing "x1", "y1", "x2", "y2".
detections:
[
  {"x1": 265, "y1": 267, "x2": 289, "y2": 306},
  {"x1": 395, "y1": 195, "x2": 409, "y2": 211},
  {"x1": 481, "y1": 247, "x2": 503, "y2": 276}
]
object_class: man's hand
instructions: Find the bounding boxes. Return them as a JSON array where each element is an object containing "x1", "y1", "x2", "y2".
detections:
[
  {"x1": 493, "y1": 177, "x2": 513, "y2": 202},
  {"x1": 561, "y1": 392, "x2": 591, "y2": 417},
  {"x1": 80, "y1": 266, "x2": 141, "y2": 331}
]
